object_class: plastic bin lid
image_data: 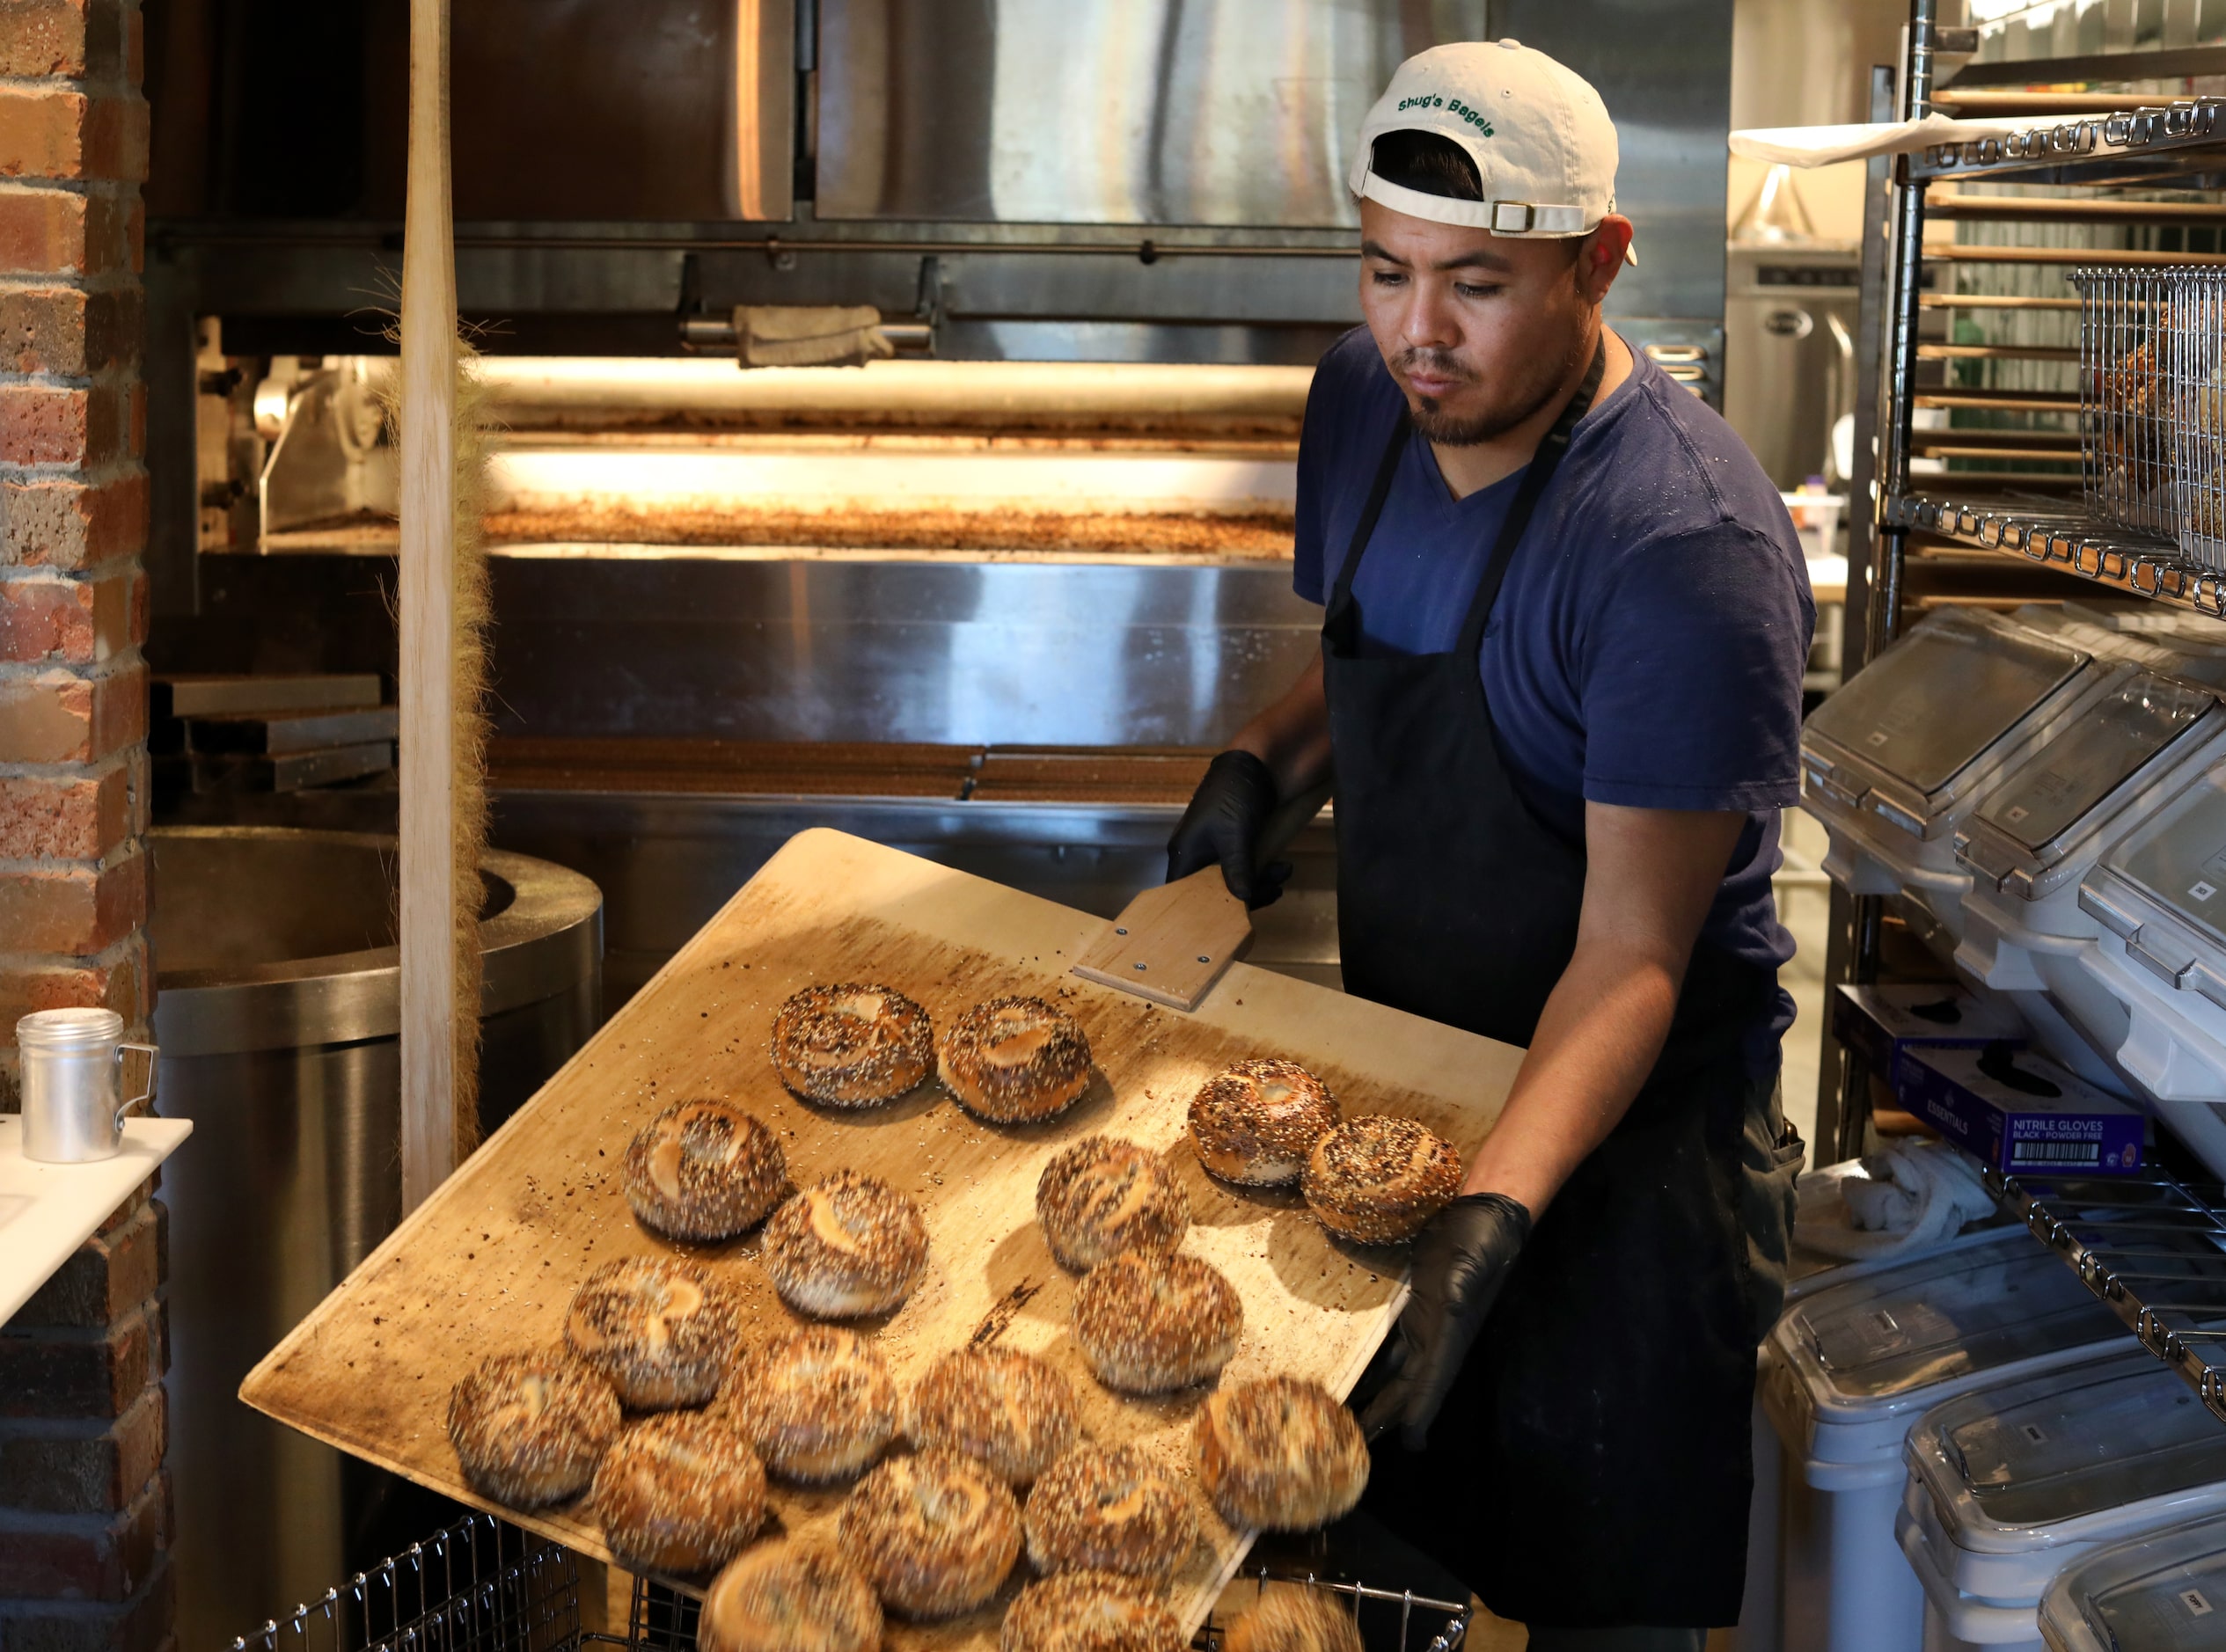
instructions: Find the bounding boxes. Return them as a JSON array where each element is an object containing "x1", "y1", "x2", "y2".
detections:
[
  {"x1": 2039, "y1": 1508, "x2": 2226, "y2": 1651},
  {"x1": 2083, "y1": 757, "x2": 2226, "y2": 977},
  {"x1": 1959, "y1": 672, "x2": 2225, "y2": 898},
  {"x1": 1910, "y1": 1350, "x2": 2226, "y2": 1550},
  {"x1": 1803, "y1": 608, "x2": 2093, "y2": 813},
  {"x1": 1776, "y1": 1234, "x2": 2123, "y2": 1421}
]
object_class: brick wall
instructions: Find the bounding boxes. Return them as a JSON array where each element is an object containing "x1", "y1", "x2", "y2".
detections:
[
  {"x1": 0, "y1": 0, "x2": 151, "y2": 1105},
  {"x1": 0, "y1": 6, "x2": 165, "y2": 1652}
]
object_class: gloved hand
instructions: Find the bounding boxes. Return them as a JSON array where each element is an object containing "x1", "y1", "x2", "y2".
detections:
[
  {"x1": 1358, "y1": 1192, "x2": 1533, "y2": 1450},
  {"x1": 1166, "y1": 749, "x2": 1292, "y2": 909}
]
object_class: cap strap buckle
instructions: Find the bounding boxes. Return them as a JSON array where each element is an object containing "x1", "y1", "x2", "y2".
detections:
[{"x1": 1488, "y1": 200, "x2": 1590, "y2": 235}]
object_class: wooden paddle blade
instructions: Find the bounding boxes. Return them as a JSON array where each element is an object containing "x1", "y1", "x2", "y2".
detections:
[{"x1": 1071, "y1": 867, "x2": 1254, "y2": 1012}]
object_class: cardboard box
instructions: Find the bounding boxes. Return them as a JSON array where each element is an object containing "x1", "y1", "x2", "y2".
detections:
[
  {"x1": 1900, "y1": 1045, "x2": 2149, "y2": 1176},
  {"x1": 1833, "y1": 983, "x2": 2030, "y2": 1088}
]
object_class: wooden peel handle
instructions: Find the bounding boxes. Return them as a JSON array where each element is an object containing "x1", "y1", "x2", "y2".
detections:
[{"x1": 1072, "y1": 778, "x2": 1332, "y2": 1011}]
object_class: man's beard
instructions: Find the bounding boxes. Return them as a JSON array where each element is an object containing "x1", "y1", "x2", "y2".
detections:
[{"x1": 1395, "y1": 324, "x2": 1593, "y2": 446}]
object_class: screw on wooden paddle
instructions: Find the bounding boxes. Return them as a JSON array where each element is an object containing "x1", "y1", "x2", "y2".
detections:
[{"x1": 1072, "y1": 780, "x2": 1332, "y2": 1012}]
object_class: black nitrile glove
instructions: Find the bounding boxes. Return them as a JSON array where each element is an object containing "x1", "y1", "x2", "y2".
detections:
[
  {"x1": 1167, "y1": 749, "x2": 1292, "y2": 909},
  {"x1": 1358, "y1": 1192, "x2": 1533, "y2": 1450}
]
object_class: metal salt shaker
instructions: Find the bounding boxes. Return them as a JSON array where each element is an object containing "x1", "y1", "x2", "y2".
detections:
[{"x1": 17, "y1": 1008, "x2": 157, "y2": 1163}]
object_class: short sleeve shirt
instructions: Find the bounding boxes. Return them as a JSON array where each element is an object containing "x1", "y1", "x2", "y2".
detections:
[{"x1": 1293, "y1": 327, "x2": 1816, "y2": 1064}]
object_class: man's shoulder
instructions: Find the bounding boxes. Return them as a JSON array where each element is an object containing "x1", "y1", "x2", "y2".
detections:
[
  {"x1": 1574, "y1": 354, "x2": 1808, "y2": 590},
  {"x1": 1301, "y1": 327, "x2": 1404, "y2": 462}
]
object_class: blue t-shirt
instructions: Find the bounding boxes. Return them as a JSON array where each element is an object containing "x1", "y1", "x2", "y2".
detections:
[{"x1": 1294, "y1": 327, "x2": 1815, "y2": 1071}]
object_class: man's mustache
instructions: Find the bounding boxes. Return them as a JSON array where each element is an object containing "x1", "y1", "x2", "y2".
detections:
[{"x1": 1393, "y1": 349, "x2": 1476, "y2": 384}]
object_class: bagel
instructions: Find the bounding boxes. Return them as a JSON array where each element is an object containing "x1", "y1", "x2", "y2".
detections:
[
  {"x1": 593, "y1": 1408, "x2": 767, "y2": 1575},
  {"x1": 700, "y1": 1541, "x2": 882, "y2": 1652},
  {"x1": 837, "y1": 1448, "x2": 1022, "y2": 1619},
  {"x1": 1301, "y1": 1115, "x2": 1463, "y2": 1245},
  {"x1": 565, "y1": 1257, "x2": 742, "y2": 1409},
  {"x1": 904, "y1": 1345, "x2": 1080, "y2": 1487},
  {"x1": 759, "y1": 1170, "x2": 930, "y2": 1319},
  {"x1": 446, "y1": 1349, "x2": 619, "y2": 1508},
  {"x1": 771, "y1": 983, "x2": 934, "y2": 1107},
  {"x1": 1036, "y1": 1136, "x2": 1190, "y2": 1272},
  {"x1": 624, "y1": 1099, "x2": 787, "y2": 1242},
  {"x1": 1072, "y1": 1248, "x2": 1241, "y2": 1395},
  {"x1": 939, "y1": 996, "x2": 1093, "y2": 1123},
  {"x1": 1193, "y1": 1376, "x2": 1368, "y2": 1532},
  {"x1": 1187, "y1": 1059, "x2": 1339, "y2": 1187},
  {"x1": 732, "y1": 1326, "x2": 898, "y2": 1483},
  {"x1": 1000, "y1": 1572, "x2": 1183, "y2": 1652},
  {"x1": 1023, "y1": 1443, "x2": 1196, "y2": 1582}
]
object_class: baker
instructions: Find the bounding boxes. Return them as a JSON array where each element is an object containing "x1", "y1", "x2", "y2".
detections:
[{"x1": 1166, "y1": 40, "x2": 1812, "y2": 1651}]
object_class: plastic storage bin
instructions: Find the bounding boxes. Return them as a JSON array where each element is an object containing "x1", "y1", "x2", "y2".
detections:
[
  {"x1": 2038, "y1": 1506, "x2": 2226, "y2": 1651},
  {"x1": 1735, "y1": 1166, "x2": 2014, "y2": 1652},
  {"x1": 2076, "y1": 753, "x2": 2226, "y2": 1179},
  {"x1": 1956, "y1": 669, "x2": 2226, "y2": 1083},
  {"x1": 1802, "y1": 606, "x2": 2159, "y2": 955},
  {"x1": 1758, "y1": 1232, "x2": 2127, "y2": 1652},
  {"x1": 1897, "y1": 1351, "x2": 2226, "y2": 1651}
]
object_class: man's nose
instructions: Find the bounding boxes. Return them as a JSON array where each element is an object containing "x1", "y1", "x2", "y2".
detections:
[{"x1": 1400, "y1": 281, "x2": 1461, "y2": 353}]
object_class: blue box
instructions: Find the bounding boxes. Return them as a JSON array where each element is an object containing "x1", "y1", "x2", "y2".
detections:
[
  {"x1": 1899, "y1": 1045, "x2": 2149, "y2": 1176},
  {"x1": 1832, "y1": 983, "x2": 2030, "y2": 1089}
]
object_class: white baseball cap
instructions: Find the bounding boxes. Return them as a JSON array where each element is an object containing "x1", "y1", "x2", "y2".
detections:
[{"x1": 1351, "y1": 40, "x2": 1629, "y2": 258}]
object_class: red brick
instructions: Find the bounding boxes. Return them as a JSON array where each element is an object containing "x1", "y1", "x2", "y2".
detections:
[
  {"x1": 0, "y1": 1387, "x2": 165, "y2": 1517},
  {"x1": 0, "y1": 1555, "x2": 172, "y2": 1652},
  {"x1": 0, "y1": 1, "x2": 128, "y2": 79},
  {"x1": 0, "y1": 187, "x2": 132, "y2": 278},
  {"x1": 0, "y1": 384, "x2": 132, "y2": 467},
  {"x1": 0, "y1": 939, "x2": 148, "y2": 1047},
  {"x1": 0, "y1": 662, "x2": 145, "y2": 763},
  {"x1": 0, "y1": 1473, "x2": 165, "y2": 1601},
  {"x1": 0, "y1": 90, "x2": 148, "y2": 186},
  {"x1": 0, "y1": 764, "x2": 126, "y2": 858},
  {"x1": 0, "y1": 471, "x2": 147, "y2": 571},
  {"x1": 0, "y1": 1301, "x2": 161, "y2": 1422},
  {"x1": 0, "y1": 854, "x2": 144, "y2": 955},
  {"x1": 0, "y1": 289, "x2": 140, "y2": 379},
  {"x1": 0, "y1": 570, "x2": 134, "y2": 664},
  {"x1": 124, "y1": 6, "x2": 138, "y2": 84},
  {"x1": 14, "y1": 1201, "x2": 161, "y2": 1331}
]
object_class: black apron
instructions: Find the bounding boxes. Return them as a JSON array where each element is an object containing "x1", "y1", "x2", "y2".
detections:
[{"x1": 1327, "y1": 345, "x2": 1798, "y2": 1630}]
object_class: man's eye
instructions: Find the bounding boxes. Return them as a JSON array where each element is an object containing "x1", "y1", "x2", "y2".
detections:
[
  {"x1": 1455, "y1": 282, "x2": 1499, "y2": 299},
  {"x1": 1369, "y1": 269, "x2": 1406, "y2": 286}
]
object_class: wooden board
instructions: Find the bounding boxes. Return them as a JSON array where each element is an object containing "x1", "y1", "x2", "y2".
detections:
[{"x1": 240, "y1": 830, "x2": 1523, "y2": 1645}]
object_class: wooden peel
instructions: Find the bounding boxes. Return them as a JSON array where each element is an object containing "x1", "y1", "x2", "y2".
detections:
[
  {"x1": 399, "y1": 0, "x2": 458, "y2": 1211},
  {"x1": 1073, "y1": 781, "x2": 1333, "y2": 1012}
]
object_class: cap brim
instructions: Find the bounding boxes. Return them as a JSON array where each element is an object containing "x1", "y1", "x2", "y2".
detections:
[{"x1": 1624, "y1": 241, "x2": 1638, "y2": 267}]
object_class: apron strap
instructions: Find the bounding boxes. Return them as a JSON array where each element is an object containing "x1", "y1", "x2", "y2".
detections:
[
  {"x1": 1454, "y1": 338, "x2": 1608, "y2": 660},
  {"x1": 1326, "y1": 406, "x2": 1413, "y2": 613}
]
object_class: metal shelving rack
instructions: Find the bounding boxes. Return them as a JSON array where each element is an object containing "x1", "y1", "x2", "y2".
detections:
[{"x1": 1827, "y1": 11, "x2": 2226, "y2": 1163}]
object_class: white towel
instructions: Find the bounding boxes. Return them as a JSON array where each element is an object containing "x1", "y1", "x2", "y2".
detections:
[
  {"x1": 1730, "y1": 113, "x2": 2122, "y2": 168},
  {"x1": 1793, "y1": 1140, "x2": 2000, "y2": 1261}
]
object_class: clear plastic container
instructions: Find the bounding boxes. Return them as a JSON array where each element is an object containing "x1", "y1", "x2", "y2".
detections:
[
  {"x1": 2039, "y1": 1507, "x2": 2226, "y2": 1651},
  {"x1": 1757, "y1": 1234, "x2": 2127, "y2": 1652},
  {"x1": 1898, "y1": 1351, "x2": 2226, "y2": 1651},
  {"x1": 1801, "y1": 605, "x2": 2156, "y2": 952},
  {"x1": 2077, "y1": 754, "x2": 2226, "y2": 1178}
]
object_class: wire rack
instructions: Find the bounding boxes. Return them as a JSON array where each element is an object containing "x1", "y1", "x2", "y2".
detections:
[
  {"x1": 1987, "y1": 1162, "x2": 2226, "y2": 1422},
  {"x1": 612, "y1": 1568, "x2": 1472, "y2": 1652},
  {"x1": 228, "y1": 1514, "x2": 580, "y2": 1652}
]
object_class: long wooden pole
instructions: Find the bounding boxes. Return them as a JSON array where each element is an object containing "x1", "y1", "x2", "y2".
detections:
[{"x1": 399, "y1": 0, "x2": 457, "y2": 1214}]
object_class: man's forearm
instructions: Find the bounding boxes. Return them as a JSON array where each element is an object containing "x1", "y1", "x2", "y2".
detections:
[
  {"x1": 1228, "y1": 654, "x2": 1333, "y2": 799},
  {"x1": 1458, "y1": 934, "x2": 1685, "y2": 1212}
]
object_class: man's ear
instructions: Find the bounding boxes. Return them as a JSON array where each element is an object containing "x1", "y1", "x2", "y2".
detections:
[{"x1": 1578, "y1": 216, "x2": 1634, "y2": 302}]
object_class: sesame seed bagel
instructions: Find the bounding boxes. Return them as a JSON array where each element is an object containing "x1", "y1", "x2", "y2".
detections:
[
  {"x1": 446, "y1": 1349, "x2": 620, "y2": 1508},
  {"x1": 733, "y1": 1326, "x2": 897, "y2": 1483},
  {"x1": 771, "y1": 983, "x2": 934, "y2": 1107},
  {"x1": 1000, "y1": 1572, "x2": 1184, "y2": 1652},
  {"x1": 701, "y1": 1541, "x2": 883, "y2": 1652},
  {"x1": 593, "y1": 1408, "x2": 767, "y2": 1575},
  {"x1": 1072, "y1": 1248, "x2": 1241, "y2": 1395},
  {"x1": 759, "y1": 1171, "x2": 930, "y2": 1319},
  {"x1": 1023, "y1": 1444, "x2": 1197, "y2": 1582},
  {"x1": 565, "y1": 1258, "x2": 742, "y2": 1410},
  {"x1": 1192, "y1": 1376, "x2": 1368, "y2": 1533},
  {"x1": 1187, "y1": 1058, "x2": 1339, "y2": 1187},
  {"x1": 904, "y1": 1345, "x2": 1080, "y2": 1487},
  {"x1": 624, "y1": 1099, "x2": 787, "y2": 1242},
  {"x1": 1221, "y1": 1583, "x2": 1365, "y2": 1652},
  {"x1": 939, "y1": 996, "x2": 1093, "y2": 1123},
  {"x1": 1036, "y1": 1136, "x2": 1190, "y2": 1272},
  {"x1": 837, "y1": 1448, "x2": 1022, "y2": 1619},
  {"x1": 1300, "y1": 1116, "x2": 1462, "y2": 1245}
]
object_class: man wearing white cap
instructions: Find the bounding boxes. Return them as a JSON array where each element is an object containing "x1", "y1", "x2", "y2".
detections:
[{"x1": 1168, "y1": 40, "x2": 1812, "y2": 1648}]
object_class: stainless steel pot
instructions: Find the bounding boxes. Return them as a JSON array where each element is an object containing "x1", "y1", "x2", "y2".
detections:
[{"x1": 148, "y1": 827, "x2": 600, "y2": 1652}]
